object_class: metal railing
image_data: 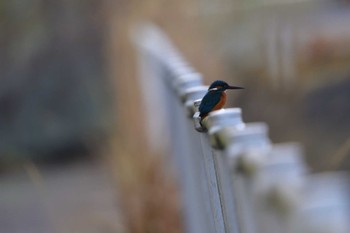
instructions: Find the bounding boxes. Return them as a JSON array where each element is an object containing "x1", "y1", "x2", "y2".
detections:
[{"x1": 133, "y1": 24, "x2": 350, "y2": 233}]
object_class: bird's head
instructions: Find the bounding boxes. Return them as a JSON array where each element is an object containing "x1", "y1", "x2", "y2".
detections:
[{"x1": 208, "y1": 80, "x2": 244, "y2": 92}]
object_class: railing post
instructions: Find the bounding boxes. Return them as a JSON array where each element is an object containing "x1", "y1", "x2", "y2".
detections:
[
  {"x1": 162, "y1": 67, "x2": 210, "y2": 233},
  {"x1": 134, "y1": 26, "x2": 211, "y2": 233},
  {"x1": 205, "y1": 109, "x2": 245, "y2": 233},
  {"x1": 184, "y1": 86, "x2": 226, "y2": 233},
  {"x1": 222, "y1": 123, "x2": 271, "y2": 233},
  {"x1": 253, "y1": 143, "x2": 306, "y2": 233}
]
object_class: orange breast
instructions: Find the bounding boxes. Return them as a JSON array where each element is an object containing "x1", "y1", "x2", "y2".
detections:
[{"x1": 213, "y1": 92, "x2": 227, "y2": 111}]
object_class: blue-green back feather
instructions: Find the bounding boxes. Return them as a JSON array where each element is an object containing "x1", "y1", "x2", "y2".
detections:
[{"x1": 199, "y1": 91, "x2": 222, "y2": 117}]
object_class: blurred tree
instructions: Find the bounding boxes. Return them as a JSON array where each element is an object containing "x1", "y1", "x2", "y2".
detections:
[{"x1": 0, "y1": 0, "x2": 114, "y2": 162}]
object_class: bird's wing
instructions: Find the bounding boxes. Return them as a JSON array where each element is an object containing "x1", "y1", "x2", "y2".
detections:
[{"x1": 199, "y1": 92, "x2": 221, "y2": 117}]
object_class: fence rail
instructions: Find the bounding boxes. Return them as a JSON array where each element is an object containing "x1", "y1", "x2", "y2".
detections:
[{"x1": 133, "y1": 24, "x2": 350, "y2": 233}]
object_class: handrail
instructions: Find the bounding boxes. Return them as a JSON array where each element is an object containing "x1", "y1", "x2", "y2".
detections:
[{"x1": 134, "y1": 24, "x2": 350, "y2": 233}]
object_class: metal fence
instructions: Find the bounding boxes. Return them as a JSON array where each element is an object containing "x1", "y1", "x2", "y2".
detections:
[{"x1": 133, "y1": 24, "x2": 350, "y2": 233}]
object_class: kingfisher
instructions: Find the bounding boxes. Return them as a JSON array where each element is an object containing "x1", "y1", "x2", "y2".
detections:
[{"x1": 199, "y1": 80, "x2": 244, "y2": 123}]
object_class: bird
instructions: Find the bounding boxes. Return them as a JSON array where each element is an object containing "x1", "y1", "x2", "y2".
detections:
[{"x1": 199, "y1": 80, "x2": 244, "y2": 123}]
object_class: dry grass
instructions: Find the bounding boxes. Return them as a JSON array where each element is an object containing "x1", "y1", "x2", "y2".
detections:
[
  {"x1": 107, "y1": 139, "x2": 182, "y2": 233},
  {"x1": 326, "y1": 137, "x2": 350, "y2": 171}
]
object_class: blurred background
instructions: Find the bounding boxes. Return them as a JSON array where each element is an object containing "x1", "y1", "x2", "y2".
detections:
[{"x1": 1, "y1": 0, "x2": 350, "y2": 232}]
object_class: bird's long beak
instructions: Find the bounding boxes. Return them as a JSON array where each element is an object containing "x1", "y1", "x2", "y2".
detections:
[{"x1": 227, "y1": 85, "x2": 244, "y2": 90}]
